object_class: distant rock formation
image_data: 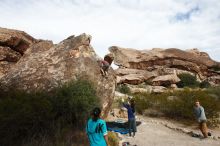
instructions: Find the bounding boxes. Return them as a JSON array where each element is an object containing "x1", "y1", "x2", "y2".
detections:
[
  {"x1": 109, "y1": 46, "x2": 220, "y2": 89},
  {"x1": 0, "y1": 27, "x2": 116, "y2": 118}
]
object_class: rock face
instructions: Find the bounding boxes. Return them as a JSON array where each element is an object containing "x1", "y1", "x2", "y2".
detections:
[
  {"x1": 116, "y1": 68, "x2": 157, "y2": 84},
  {"x1": 0, "y1": 28, "x2": 116, "y2": 118},
  {"x1": 110, "y1": 46, "x2": 220, "y2": 88},
  {"x1": 152, "y1": 74, "x2": 180, "y2": 86},
  {"x1": 128, "y1": 84, "x2": 167, "y2": 93},
  {"x1": 0, "y1": 27, "x2": 38, "y2": 78}
]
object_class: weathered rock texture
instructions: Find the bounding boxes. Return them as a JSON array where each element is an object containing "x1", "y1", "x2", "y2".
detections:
[
  {"x1": 116, "y1": 68, "x2": 157, "y2": 84},
  {"x1": 109, "y1": 46, "x2": 220, "y2": 87},
  {"x1": 0, "y1": 27, "x2": 38, "y2": 78},
  {"x1": 0, "y1": 28, "x2": 116, "y2": 118},
  {"x1": 152, "y1": 74, "x2": 180, "y2": 87}
]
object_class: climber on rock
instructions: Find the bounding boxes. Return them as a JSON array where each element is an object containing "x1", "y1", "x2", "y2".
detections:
[
  {"x1": 100, "y1": 60, "x2": 110, "y2": 76},
  {"x1": 98, "y1": 54, "x2": 114, "y2": 77}
]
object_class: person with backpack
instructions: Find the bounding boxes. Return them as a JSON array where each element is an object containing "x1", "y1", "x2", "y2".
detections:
[
  {"x1": 194, "y1": 100, "x2": 208, "y2": 138},
  {"x1": 86, "y1": 107, "x2": 108, "y2": 146},
  {"x1": 122, "y1": 97, "x2": 137, "y2": 137}
]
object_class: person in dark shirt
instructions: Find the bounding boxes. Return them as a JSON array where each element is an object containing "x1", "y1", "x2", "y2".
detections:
[{"x1": 122, "y1": 97, "x2": 136, "y2": 137}]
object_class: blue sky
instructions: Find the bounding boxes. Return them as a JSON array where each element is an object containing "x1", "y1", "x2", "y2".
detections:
[{"x1": 0, "y1": 0, "x2": 220, "y2": 61}]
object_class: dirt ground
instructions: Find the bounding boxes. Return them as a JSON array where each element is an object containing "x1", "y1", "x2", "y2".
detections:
[{"x1": 118, "y1": 116, "x2": 220, "y2": 146}]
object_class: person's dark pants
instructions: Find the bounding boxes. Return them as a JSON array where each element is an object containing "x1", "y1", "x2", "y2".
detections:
[
  {"x1": 128, "y1": 118, "x2": 136, "y2": 136},
  {"x1": 102, "y1": 64, "x2": 109, "y2": 72},
  {"x1": 101, "y1": 64, "x2": 109, "y2": 76}
]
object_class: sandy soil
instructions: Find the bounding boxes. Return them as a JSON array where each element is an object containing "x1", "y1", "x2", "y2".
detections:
[{"x1": 119, "y1": 116, "x2": 220, "y2": 146}]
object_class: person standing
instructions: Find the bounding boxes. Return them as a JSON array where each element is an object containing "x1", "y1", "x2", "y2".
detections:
[
  {"x1": 194, "y1": 100, "x2": 208, "y2": 138},
  {"x1": 86, "y1": 107, "x2": 108, "y2": 146},
  {"x1": 122, "y1": 97, "x2": 137, "y2": 137}
]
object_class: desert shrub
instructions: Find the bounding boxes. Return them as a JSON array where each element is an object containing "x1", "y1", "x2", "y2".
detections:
[
  {"x1": 133, "y1": 89, "x2": 220, "y2": 125},
  {"x1": 52, "y1": 80, "x2": 99, "y2": 127},
  {"x1": 23, "y1": 128, "x2": 90, "y2": 146},
  {"x1": 0, "y1": 79, "x2": 99, "y2": 146},
  {"x1": 108, "y1": 132, "x2": 119, "y2": 146},
  {"x1": 116, "y1": 84, "x2": 131, "y2": 94},
  {"x1": 133, "y1": 94, "x2": 150, "y2": 114},
  {"x1": 144, "y1": 80, "x2": 152, "y2": 85},
  {"x1": 177, "y1": 73, "x2": 200, "y2": 88},
  {"x1": 207, "y1": 86, "x2": 220, "y2": 100},
  {"x1": 200, "y1": 80, "x2": 211, "y2": 88}
]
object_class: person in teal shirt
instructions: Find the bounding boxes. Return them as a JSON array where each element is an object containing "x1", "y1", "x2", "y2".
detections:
[{"x1": 86, "y1": 107, "x2": 108, "y2": 146}]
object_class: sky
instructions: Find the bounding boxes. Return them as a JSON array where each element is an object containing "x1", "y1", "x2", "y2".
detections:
[{"x1": 0, "y1": 0, "x2": 220, "y2": 61}]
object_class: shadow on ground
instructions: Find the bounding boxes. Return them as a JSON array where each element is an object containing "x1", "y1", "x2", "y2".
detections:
[{"x1": 107, "y1": 121, "x2": 141, "y2": 134}]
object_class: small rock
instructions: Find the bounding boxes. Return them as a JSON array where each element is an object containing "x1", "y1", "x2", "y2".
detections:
[
  {"x1": 182, "y1": 128, "x2": 190, "y2": 133},
  {"x1": 212, "y1": 136, "x2": 218, "y2": 140}
]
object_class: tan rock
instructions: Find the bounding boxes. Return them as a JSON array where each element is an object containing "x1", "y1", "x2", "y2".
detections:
[
  {"x1": 0, "y1": 46, "x2": 21, "y2": 62},
  {"x1": 0, "y1": 27, "x2": 37, "y2": 54},
  {"x1": 0, "y1": 61, "x2": 13, "y2": 79},
  {"x1": 170, "y1": 84, "x2": 178, "y2": 88},
  {"x1": 0, "y1": 27, "x2": 38, "y2": 79},
  {"x1": 109, "y1": 46, "x2": 220, "y2": 82},
  {"x1": 152, "y1": 74, "x2": 180, "y2": 86},
  {"x1": 128, "y1": 85, "x2": 166, "y2": 93},
  {"x1": 116, "y1": 68, "x2": 157, "y2": 84},
  {"x1": 151, "y1": 86, "x2": 167, "y2": 93},
  {"x1": 0, "y1": 32, "x2": 116, "y2": 118},
  {"x1": 129, "y1": 87, "x2": 150, "y2": 93},
  {"x1": 117, "y1": 74, "x2": 146, "y2": 85}
]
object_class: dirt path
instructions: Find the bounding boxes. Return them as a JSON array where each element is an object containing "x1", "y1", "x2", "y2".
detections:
[{"x1": 120, "y1": 116, "x2": 220, "y2": 146}]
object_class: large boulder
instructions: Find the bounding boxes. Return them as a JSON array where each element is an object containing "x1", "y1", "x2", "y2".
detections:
[
  {"x1": 110, "y1": 46, "x2": 220, "y2": 86},
  {"x1": 0, "y1": 31, "x2": 116, "y2": 118},
  {"x1": 0, "y1": 27, "x2": 38, "y2": 79},
  {"x1": 109, "y1": 47, "x2": 220, "y2": 69},
  {"x1": 109, "y1": 47, "x2": 220, "y2": 77}
]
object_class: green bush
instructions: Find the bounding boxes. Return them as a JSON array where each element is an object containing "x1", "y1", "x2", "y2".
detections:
[
  {"x1": 133, "y1": 93, "x2": 159, "y2": 114},
  {"x1": 207, "y1": 86, "x2": 220, "y2": 100},
  {"x1": 53, "y1": 80, "x2": 99, "y2": 127},
  {"x1": 200, "y1": 80, "x2": 211, "y2": 88},
  {"x1": 0, "y1": 79, "x2": 99, "y2": 146},
  {"x1": 133, "y1": 89, "x2": 220, "y2": 125},
  {"x1": 177, "y1": 73, "x2": 200, "y2": 88},
  {"x1": 116, "y1": 84, "x2": 131, "y2": 94}
]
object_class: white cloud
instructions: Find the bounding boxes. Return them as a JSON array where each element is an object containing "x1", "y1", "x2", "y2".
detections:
[{"x1": 0, "y1": 0, "x2": 220, "y2": 62}]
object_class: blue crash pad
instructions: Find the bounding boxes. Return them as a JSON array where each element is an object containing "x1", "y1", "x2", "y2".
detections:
[{"x1": 106, "y1": 120, "x2": 141, "y2": 135}]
